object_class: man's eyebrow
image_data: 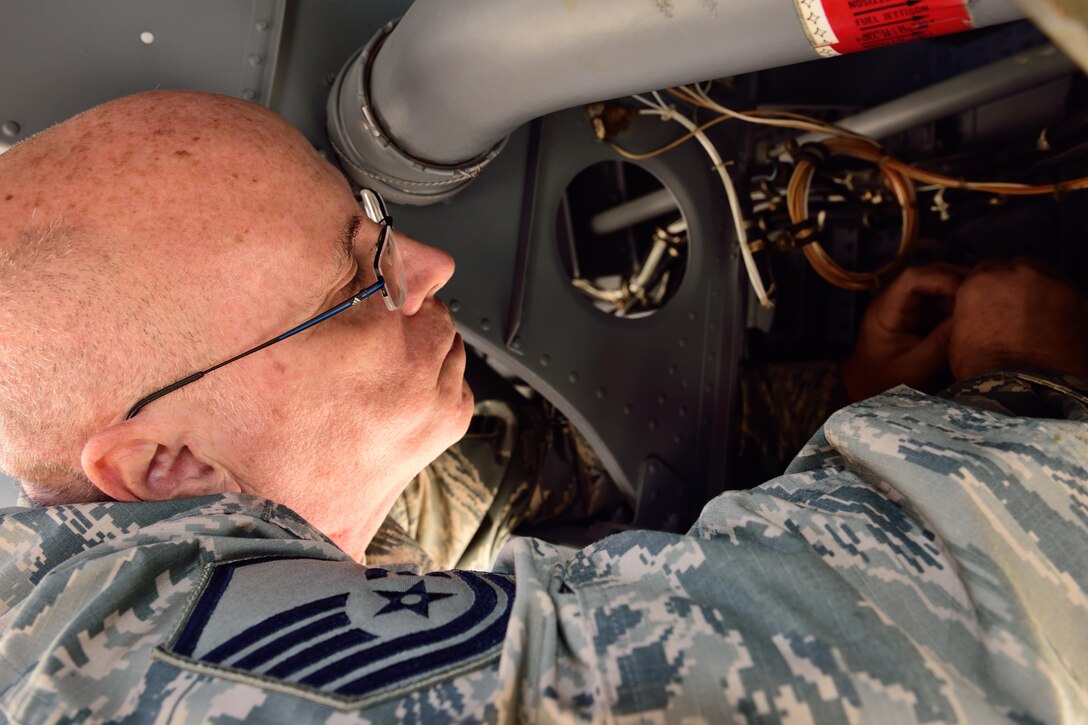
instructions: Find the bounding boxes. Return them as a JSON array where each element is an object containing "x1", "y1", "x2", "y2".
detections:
[{"x1": 337, "y1": 215, "x2": 363, "y2": 264}]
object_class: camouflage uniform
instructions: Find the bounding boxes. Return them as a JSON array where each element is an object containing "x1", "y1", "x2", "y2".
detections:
[
  {"x1": 0, "y1": 369, "x2": 1085, "y2": 723},
  {"x1": 366, "y1": 398, "x2": 625, "y2": 572},
  {"x1": 369, "y1": 361, "x2": 846, "y2": 570}
]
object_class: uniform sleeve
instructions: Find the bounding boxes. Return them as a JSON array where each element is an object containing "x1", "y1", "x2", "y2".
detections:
[
  {"x1": 5, "y1": 379, "x2": 1083, "y2": 723},
  {"x1": 939, "y1": 367, "x2": 1088, "y2": 421},
  {"x1": 490, "y1": 380, "x2": 1088, "y2": 722}
]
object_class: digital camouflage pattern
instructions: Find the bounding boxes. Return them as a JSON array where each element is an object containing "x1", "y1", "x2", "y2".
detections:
[
  {"x1": 370, "y1": 360, "x2": 847, "y2": 571},
  {"x1": 0, "y1": 370, "x2": 1085, "y2": 723},
  {"x1": 940, "y1": 368, "x2": 1088, "y2": 421},
  {"x1": 366, "y1": 398, "x2": 625, "y2": 572}
]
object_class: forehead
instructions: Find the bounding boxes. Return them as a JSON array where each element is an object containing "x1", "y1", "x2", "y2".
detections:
[
  {"x1": 0, "y1": 95, "x2": 373, "y2": 382},
  {"x1": 5, "y1": 94, "x2": 368, "y2": 304}
]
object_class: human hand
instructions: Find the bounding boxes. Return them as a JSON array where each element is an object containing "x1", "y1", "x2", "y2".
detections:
[
  {"x1": 840, "y1": 265, "x2": 962, "y2": 401},
  {"x1": 948, "y1": 259, "x2": 1088, "y2": 381}
]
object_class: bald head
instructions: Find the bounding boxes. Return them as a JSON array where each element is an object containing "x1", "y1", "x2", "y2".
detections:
[
  {"x1": 0, "y1": 91, "x2": 471, "y2": 557},
  {"x1": 0, "y1": 91, "x2": 352, "y2": 502}
]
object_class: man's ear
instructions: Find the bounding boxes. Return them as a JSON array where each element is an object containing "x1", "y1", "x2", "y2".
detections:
[{"x1": 81, "y1": 418, "x2": 241, "y2": 502}]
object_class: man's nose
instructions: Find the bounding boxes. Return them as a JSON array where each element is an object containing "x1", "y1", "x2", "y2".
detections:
[{"x1": 397, "y1": 232, "x2": 455, "y2": 316}]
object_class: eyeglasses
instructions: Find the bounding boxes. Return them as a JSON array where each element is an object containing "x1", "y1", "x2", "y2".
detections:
[{"x1": 124, "y1": 188, "x2": 405, "y2": 420}]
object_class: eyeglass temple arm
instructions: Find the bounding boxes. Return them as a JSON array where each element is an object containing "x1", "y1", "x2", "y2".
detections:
[{"x1": 124, "y1": 279, "x2": 385, "y2": 420}]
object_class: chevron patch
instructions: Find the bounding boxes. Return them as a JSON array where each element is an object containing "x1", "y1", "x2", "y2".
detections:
[{"x1": 156, "y1": 556, "x2": 515, "y2": 709}]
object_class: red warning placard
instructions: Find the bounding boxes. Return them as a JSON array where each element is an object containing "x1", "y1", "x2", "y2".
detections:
[{"x1": 796, "y1": 0, "x2": 973, "y2": 56}]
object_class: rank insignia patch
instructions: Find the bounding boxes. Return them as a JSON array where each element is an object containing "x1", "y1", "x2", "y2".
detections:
[{"x1": 156, "y1": 556, "x2": 515, "y2": 708}]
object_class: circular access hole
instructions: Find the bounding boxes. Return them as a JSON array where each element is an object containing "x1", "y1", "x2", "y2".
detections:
[{"x1": 556, "y1": 161, "x2": 687, "y2": 318}]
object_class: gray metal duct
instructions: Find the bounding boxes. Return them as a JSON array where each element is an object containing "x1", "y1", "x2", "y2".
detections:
[
  {"x1": 328, "y1": 0, "x2": 1024, "y2": 205},
  {"x1": 795, "y1": 43, "x2": 1078, "y2": 145}
]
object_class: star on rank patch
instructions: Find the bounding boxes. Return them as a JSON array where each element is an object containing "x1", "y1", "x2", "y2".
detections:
[
  {"x1": 374, "y1": 579, "x2": 454, "y2": 617},
  {"x1": 156, "y1": 556, "x2": 515, "y2": 709}
]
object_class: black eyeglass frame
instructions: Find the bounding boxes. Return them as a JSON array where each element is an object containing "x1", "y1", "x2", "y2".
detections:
[{"x1": 124, "y1": 188, "x2": 397, "y2": 420}]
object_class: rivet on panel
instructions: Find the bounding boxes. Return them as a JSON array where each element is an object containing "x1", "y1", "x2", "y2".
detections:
[
  {"x1": 511, "y1": 336, "x2": 522, "y2": 350},
  {"x1": 648, "y1": 419, "x2": 658, "y2": 431},
  {"x1": 139, "y1": 31, "x2": 155, "y2": 44},
  {"x1": 540, "y1": 354, "x2": 551, "y2": 367},
  {"x1": 657, "y1": 394, "x2": 666, "y2": 405},
  {"x1": 596, "y1": 387, "x2": 607, "y2": 400},
  {"x1": 242, "y1": 90, "x2": 257, "y2": 101},
  {"x1": 480, "y1": 318, "x2": 492, "y2": 331},
  {"x1": 623, "y1": 403, "x2": 633, "y2": 415},
  {"x1": 248, "y1": 54, "x2": 264, "y2": 66},
  {"x1": 667, "y1": 364, "x2": 677, "y2": 376},
  {"x1": 256, "y1": 19, "x2": 271, "y2": 31},
  {"x1": 448, "y1": 299, "x2": 461, "y2": 313},
  {"x1": 568, "y1": 371, "x2": 580, "y2": 384},
  {"x1": 1, "y1": 121, "x2": 20, "y2": 138}
]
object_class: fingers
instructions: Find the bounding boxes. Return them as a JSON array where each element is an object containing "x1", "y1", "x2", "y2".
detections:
[
  {"x1": 849, "y1": 257, "x2": 1085, "y2": 393},
  {"x1": 903, "y1": 316, "x2": 953, "y2": 380},
  {"x1": 888, "y1": 266, "x2": 963, "y2": 305},
  {"x1": 875, "y1": 265, "x2": 963, "y2": 331}
]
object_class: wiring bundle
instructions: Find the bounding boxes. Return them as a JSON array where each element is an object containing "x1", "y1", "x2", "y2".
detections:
[{"x1": 605, "y1": 84, "x2": 1088, "y2": 306}]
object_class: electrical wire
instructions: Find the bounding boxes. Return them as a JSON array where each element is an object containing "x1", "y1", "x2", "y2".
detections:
[
  {"x1": 630, "y1": 97, "x2": 774, "y2": 307},
  {"x1": 608, "y1": 114, "x2": 733, "y2": 160},
  {"x1": 610, "y1": 84, "x2": 1088, "y2": 296},
  {"x1": 668, "y1": 86, "x2": 880, "y2": 144},
  {"x1": 669, "y1": 84, "x2": 1088, "y2": 196},
  {"x1": 661, "y1": 87, "x2": 915, "y2": 291},
  {"x1": 784, "y1": 136, "x2": 1086, "y2": 287},
  {"x1": 787, "y1": 136, "x2": 918, "y2": 290}
]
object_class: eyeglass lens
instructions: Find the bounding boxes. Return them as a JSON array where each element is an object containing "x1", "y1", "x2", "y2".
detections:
[
  {"x1": 378, "y1": 226, "x2": 407, "y2": 311},
  {"x1": 360, "y1": 188, "x2": 406, "y2": 311}
]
